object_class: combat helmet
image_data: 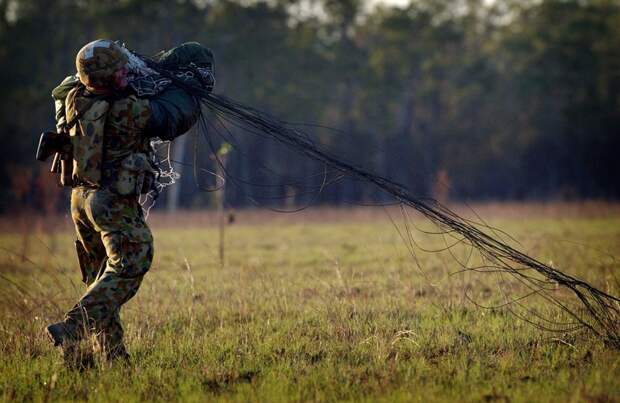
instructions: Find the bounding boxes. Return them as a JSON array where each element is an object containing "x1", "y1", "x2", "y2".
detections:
[{"x1": 75, "y1": 39, "x2": 128, "y2": 90}]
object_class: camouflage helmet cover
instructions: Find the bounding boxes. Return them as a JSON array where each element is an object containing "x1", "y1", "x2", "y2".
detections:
[{"x1": 76, "y1": 39, "x2": 128, "y2": 89}]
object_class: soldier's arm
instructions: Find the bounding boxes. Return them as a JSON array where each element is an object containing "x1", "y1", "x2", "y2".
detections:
[
  {"x1": 146, "y1": 84, "x2": 201, "y2": 140},
  {"x1": 51, "y1": 75, "x2": 80, "y2": 132}
]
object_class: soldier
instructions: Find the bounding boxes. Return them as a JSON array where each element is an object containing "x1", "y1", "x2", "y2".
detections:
[{"x1": 44, "y1": 39, "x2": 202, "y2": 365}]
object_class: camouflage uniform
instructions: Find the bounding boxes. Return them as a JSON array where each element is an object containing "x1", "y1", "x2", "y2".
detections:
[
  {"x1": 67, "y1": 188, "x2": 152, "y2": 359},
  {"x1": 61, "y1": 87, "x2": 155, "y2": 360},
  {"x1": 50, "y1": 40, "x2": 201, "y2": 361}
]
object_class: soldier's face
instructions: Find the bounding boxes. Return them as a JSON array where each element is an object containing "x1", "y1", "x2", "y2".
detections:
[{"x1": 112, "y1": 66, "x2": 129, "y2": 90}]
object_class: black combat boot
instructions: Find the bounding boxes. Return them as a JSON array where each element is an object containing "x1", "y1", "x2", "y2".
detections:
[
  {"x1": 46, "y1": 322, "x2": 95, "y2": 370},
  {"x1": 46, "y1": 322, "x2": 68, "y2": 346}
]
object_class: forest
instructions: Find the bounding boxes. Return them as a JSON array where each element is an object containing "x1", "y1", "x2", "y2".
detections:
[{"x1": 0, "y1": 0, "x2": 619, "y2": 211}]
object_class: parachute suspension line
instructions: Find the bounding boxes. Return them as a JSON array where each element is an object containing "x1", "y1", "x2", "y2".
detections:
[
  {"x1": 196, "y1": 93, "x2": 620, "y2": 349},
  {"x1": 194, "y1": 110, "x2": 334, "y2": 213},
  {"x1": 139, "y1": 138, "x2": 180, "y2": 219},
  {"x1": 136, "y1": 50, "x2": 620, "y2": 348},
  {"x1": 141, "y1": 119, "x2": 227, "y2": 219}
]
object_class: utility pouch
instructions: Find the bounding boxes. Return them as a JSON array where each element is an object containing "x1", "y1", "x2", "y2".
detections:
[
  {"x1": 141, "y1": 169, "x2": 156, "y2": 194},
  {"x1": 67, "y1": 93, "x2": 109, "y2": 187},
  {"x1": 115, "y1": 153, "x2": 155, "y2": 196},
  {"x1": 75, "y1": 240, "x2": 89, "y2": 284}
]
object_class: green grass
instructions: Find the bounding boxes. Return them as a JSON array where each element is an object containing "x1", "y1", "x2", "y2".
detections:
[{"x1": 1, "y1": 207, "x2": 619, "y2": 402}]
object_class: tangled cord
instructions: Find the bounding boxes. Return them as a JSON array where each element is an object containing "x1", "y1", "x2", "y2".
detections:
[
  {"x1": 199, "y1": 92, "x2": 620, "y2": 348},
  {"x1": 141, "y1": 53, "x2": 620, "y2": 348}
]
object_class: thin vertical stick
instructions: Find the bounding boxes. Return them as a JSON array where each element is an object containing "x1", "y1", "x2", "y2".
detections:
[{"x1": 215, "y1": 146, "x2": 230, "y2": 268}]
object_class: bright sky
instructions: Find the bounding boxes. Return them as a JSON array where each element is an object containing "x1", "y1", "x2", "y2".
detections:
[
  {"x1": 369, "y1": 0, "x2": 497, "y2": 8},
  {"x1": 368, "y1": 0, "x2": 410, "y2": 8}
]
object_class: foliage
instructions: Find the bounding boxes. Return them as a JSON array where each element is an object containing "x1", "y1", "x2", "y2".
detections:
[{"x1": 0, "y1": 0, "x2": 619, "y2": 211}]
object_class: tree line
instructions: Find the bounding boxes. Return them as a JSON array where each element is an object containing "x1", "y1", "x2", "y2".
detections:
[{"x1": 0, "y1": 0, "x2": 618, "y2": 212}]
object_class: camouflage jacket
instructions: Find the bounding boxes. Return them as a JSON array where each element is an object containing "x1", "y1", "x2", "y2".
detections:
[{"x1": 52, "y1": 75, "x2": 200, "y2": 191}]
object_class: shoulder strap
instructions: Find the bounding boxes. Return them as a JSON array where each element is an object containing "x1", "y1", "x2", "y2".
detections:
[{"x1": 65, "y1": 85, "x2": 118, "y2": 129}]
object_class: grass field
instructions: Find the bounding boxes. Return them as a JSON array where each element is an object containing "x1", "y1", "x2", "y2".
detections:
[{"x1": 1, "y1": 204, "x2": 619, "y2": 402}]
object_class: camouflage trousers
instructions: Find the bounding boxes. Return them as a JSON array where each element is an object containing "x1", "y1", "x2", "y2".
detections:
[{"x1": 63, "y1": 187, "x2": 153, "y2": 360}]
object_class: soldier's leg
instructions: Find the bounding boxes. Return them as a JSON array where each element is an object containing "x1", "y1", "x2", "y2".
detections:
[
  {"x1": 48, "y1": 188, "x2": 107, "y2": 368},
  {"x1": 96, "y1": 309, "x2": 127, "y2": 360},
  {"x1": 71, "y1": 188, "x2": 107, "y2": 285},
  {"x1": 63, "y1": 232, "x2": 153, "y2": 360},
  {"x1": 97, "y1": 234, "x2": 152, "y2": 360},
  {"x1": 74, "y1": 224, "x2": 106, "y2": 286}
]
